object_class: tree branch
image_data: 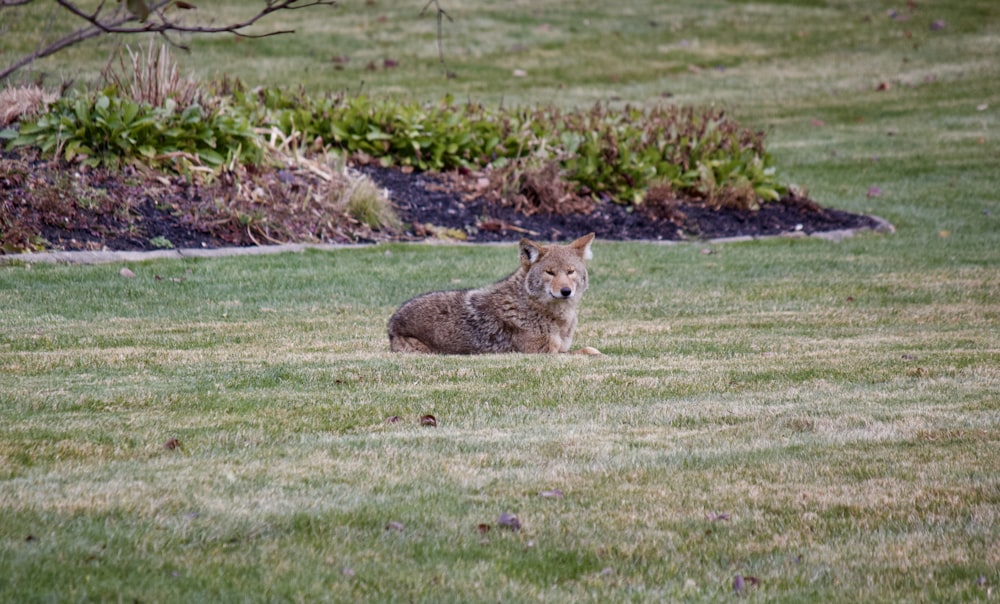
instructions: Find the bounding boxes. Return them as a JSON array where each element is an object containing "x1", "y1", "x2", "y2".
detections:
[{"x1": 1, "y1": 0, "x2": 339, "y2": 82}]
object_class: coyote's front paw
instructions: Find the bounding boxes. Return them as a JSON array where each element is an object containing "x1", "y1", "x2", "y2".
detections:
[{"x1": 572, "y1": 346, "x2": 602, "y2": 356}]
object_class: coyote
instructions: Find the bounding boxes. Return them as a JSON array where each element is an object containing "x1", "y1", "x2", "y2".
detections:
[{"x1": 388, "y1": 233, "x2": 601, "y2": 355}]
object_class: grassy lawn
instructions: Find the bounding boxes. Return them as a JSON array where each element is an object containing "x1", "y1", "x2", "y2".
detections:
[{"x1": 2, "y1": 0, "x2": 999, "y2": 601}]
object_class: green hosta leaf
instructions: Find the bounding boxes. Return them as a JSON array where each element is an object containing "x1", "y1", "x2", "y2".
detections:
[{"x1": 197, "y1": 148, "x2": 224, "y2": 166}]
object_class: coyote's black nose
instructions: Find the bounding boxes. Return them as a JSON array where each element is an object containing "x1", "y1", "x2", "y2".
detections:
[{"x1": 560, "y1": 287, "x2": 572, "y2": 298}]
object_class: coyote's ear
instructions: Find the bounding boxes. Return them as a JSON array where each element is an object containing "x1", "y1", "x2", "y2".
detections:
[
  {"x1": 519, "y1": 238, "x2": 544, "y2": 267},
  {"x1": 570, "y1": 232, "x2": 595, "y2": 260}
]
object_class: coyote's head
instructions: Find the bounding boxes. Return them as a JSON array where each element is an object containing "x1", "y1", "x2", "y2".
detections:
[{"x1": 520, "y1": 233, "x2": 595, "y2": 304}]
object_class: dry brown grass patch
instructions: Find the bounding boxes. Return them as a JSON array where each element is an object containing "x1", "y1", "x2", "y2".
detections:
[{"x1": 0, "y1": 85, "x2": 57, "y2": 127}]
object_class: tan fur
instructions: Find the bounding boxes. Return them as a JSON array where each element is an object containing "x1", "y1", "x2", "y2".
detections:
[{"x1": 388, "y1": 233, "x2": 601, "y2": 355}]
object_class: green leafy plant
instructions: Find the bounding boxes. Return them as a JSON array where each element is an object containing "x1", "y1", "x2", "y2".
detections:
[
  {"x1": 242, "y1": 91, "x2": 786, "y2": 209},
  {"x1": 8, "y1": 84, "x2": 785, "y2": 211},
  {"x1": 148, "y1": 236, "x2": 174, "y2": 249},
  {"x1": 8, "y1": 90, "x2": 260, "y2": 170}
]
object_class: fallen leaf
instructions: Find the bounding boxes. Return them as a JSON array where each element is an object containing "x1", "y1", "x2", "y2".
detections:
[
  {"x1": 419, "y1": 414, "x2": 437, "y2": 427},
  {"x1": 385, "y1": 415, "x2": 401, "y2": 424},
  {"x1": 25, "y1": 534, "x2": 37, "y2": 542},
  {"x1": 876, "y1": 81, "x2": 892, "y2": 91},
  {"x1": 706, "y1": 511, "x2": 731, "y2": 521},
  {"x1": 930, "y1": 19, "x2": 946, "y2": 31},
  {"x1": 939, "y1": 230, "x2": 950, "y2": 238},
  {"x1": 497, "y1": 512, "x2": 521, "y2": 531},
  {"x1": 164, "y1": 438, "x2": 182, "y2": 451},
  {"x1": 810, "y1": 118, "x2": 825, "y2": 127},
  {"x1": 512, "y1": 69, "x2": 527, "y2": 77},
  {"x1": 477, "y1": 523, "x2": 491, "y2": 535},
  {"x1": 866, "y1": 186, "x2": 883, "y2": 198},
  {"x1": 385, "y1": 520, "x2": 404, "y2": 532},
  {"x1": 733, "y1": 574, "x2": 759, "y2": 595},
  {"x1": 119, "y1": 267, "x2": 136, "y2": 278},
  {"x1": 976, "y1": 103, "x2": 988, "y2": 111}
]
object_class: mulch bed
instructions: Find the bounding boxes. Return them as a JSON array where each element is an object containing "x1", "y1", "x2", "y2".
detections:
[
  {"x1": 1, "y1": 148, "x2": 886, "y2": 253},
  {"x1": 363, "y1": 165, "x2": 884, "y2": 243}
]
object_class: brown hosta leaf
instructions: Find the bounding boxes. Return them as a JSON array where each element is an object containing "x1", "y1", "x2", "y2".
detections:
[
  {"x1": 419, "y1": 414, "x2": 437, "y2": 427},
  {"x1": 163, "y1": 438, "x2": 182, "y2": 451},
  {"x1": 497, "y1": 512, "x2": 521, "y2": 531},
  {"x1": 385, "y1": 520, "x2": 404, "y2": 532},
  {"x1": 539, "y1": 489, "x2": 563, "y2": 498}
]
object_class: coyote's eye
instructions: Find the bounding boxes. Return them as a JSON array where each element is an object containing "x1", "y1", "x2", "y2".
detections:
[
  {"x1": 567, "y1": 269, "x2": 576, "y2": 276},
  {"x1": 545, "y1": 270, "x2": 556, "y2": 276}
]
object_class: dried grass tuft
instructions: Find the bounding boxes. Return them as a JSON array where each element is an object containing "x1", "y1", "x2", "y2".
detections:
[
  {"x1": 103, "y1": 42, "x2": 203, "y2": 109},
  {"x1": 0, "y1": 85, "x2": 58, "y2": 127}
]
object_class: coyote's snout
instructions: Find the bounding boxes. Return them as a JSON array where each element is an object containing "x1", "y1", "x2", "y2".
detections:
[{"x1": 387, "y1": 233, "x2": 600, "y2": 355}]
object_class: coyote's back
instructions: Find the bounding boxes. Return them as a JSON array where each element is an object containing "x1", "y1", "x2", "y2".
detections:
[{"x1": 388, "y1": 233, "x2": 599, "y2": 355}]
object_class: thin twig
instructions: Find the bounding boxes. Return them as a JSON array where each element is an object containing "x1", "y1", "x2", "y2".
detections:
[
  {"x1": 419, "y1": 0, "x2": 453, "y2": 68},
  {"x1": 1, "y1": 0, "x2": 339, "y2": 81}
]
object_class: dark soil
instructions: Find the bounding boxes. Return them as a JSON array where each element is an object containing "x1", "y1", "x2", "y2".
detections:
[
  {"x1": 363, "y1": 165, "x2": 885, "y2": 243},
  {"x1": 0, "y1": 148, "x2": 885, "y2": 254}
]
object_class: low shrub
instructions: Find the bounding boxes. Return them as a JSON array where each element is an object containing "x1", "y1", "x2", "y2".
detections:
[
  {"x1": 6, "y1": 83, "x2": 786, "y2": 211},
  {"x1": 243, "y1": 89, "x2": 785, "y2": 208},
  {"x1": 6, "y1": 89, "x2": 260, "y2": 170}
]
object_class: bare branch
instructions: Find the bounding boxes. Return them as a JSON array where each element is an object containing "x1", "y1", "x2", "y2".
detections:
[{"x1": 1, "y1": 0, "x2": 339, "y2": 82}]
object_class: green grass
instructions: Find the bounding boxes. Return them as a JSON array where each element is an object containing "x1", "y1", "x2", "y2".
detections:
[{"x1": 2, "y1": 0, "x2": 1000, "y2": 601}]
